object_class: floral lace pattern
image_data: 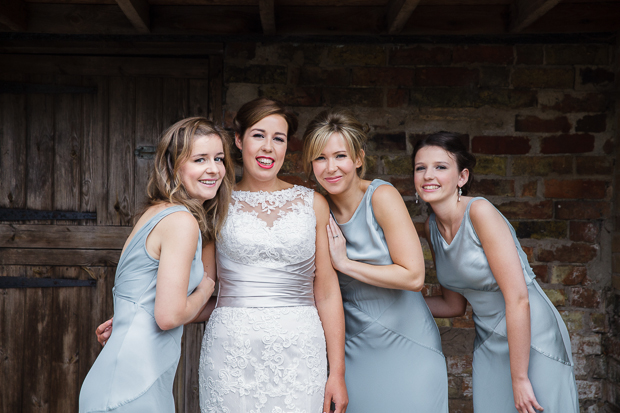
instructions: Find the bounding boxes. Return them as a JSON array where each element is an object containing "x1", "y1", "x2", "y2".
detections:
[
  {"x1": 217, "y1": 186, "x2": 316, "y2": 269},
  {"x1": 199, "y1": 307, "x2": 327, "y2": 413}
]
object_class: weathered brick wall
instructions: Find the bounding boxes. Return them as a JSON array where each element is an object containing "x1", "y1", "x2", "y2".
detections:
[{"x1": 222, "y1": 39, "x2": 617, "y2": 412}]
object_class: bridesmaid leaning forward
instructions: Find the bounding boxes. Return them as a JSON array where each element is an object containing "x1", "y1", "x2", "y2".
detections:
[{"x1": 414, "y1": 132, "x2": 579, "y2": 413}]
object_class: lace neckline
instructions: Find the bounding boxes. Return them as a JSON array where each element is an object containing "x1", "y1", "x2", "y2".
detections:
[{"x1": 233, "y1": 185, "x2": 298, "y2": 197}]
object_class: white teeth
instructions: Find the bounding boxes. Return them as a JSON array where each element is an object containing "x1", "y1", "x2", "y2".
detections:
[
  {"x1": 200, "y1": 180, "x2": 216, "y2": 185},
  {"x1": 257, "y1": 158, "x2": 274, "y2": 165},
  {"x1": 425, "y1": 185, "x2": 440, "y2": 189}
]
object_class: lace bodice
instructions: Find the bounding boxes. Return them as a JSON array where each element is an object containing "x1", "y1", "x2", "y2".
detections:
[{"x1": 217, "y1": 185, "x2": 316, "y2": 269}]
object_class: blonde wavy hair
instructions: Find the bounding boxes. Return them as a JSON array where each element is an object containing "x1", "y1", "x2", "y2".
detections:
[
  {"x1": 302, "y1": 109, "x2": 368, "y2": 179},
  {"x1": 146, "y1": 117, "x2": 235, "y2": 242}
]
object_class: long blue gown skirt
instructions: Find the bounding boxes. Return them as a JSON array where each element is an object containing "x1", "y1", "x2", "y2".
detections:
[
  {"x1": 429, "y1": 197, "x2": 579, "y2": 413},
  {"x1": 335, "y1": 180, "x2": 449, "y2": 413}
]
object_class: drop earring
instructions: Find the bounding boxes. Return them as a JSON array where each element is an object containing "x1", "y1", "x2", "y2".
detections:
[
  {"x1": 458, "y1": 187, "x2": 462, "y2": 202},
  {"x1": 415, "y1": 192, "x2": 419, "y2": 204}
]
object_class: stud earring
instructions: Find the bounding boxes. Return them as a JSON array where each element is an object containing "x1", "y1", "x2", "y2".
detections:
[{"x1": 458, "y1": 187, "x2": 462, "y2": 202}]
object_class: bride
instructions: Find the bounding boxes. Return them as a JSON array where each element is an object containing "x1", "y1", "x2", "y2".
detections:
[{"x1": 198, "y1": 98, "x2": 348, "y2": 413}]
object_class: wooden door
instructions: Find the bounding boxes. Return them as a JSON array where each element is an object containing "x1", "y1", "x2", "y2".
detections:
[{"x1": 0, "y1": 47, "x2": 223, "y2": 413}]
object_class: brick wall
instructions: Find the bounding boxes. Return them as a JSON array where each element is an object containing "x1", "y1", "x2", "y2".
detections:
[{"x1": 222, "y1": 38, "x2": 617, "y2": 412}]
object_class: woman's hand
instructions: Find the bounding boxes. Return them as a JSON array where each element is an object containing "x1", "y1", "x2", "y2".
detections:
[
  {"x1": 326, "y1": 215, "x2": 349, "y2": 272},
  {"x1": 95, "y1": 318, "x2": 113, "y2": 346},
  {"x1": 196, "y1": 271, "x2": 215, "y2": 298},
  {"x1": 323, "y1": 373, "x2": 348, "y2": 413},
  {"x1": 513, "y1": 377, "x2": 543, "y2": 413}
]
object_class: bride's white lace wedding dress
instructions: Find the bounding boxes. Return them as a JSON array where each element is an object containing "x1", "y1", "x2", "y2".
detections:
[{"x1": 199, "y1": 186, "x2": 327, "y2": 413}]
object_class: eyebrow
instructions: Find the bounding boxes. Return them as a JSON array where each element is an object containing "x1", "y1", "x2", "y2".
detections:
[
  {"x1": 250, "y1": 128, "x2": 287, "y2": 137},
  {"x1": 193, "y1": 152, "x2": 225, "y2": 157}
]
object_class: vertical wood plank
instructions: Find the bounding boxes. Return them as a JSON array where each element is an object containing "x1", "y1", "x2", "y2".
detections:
[
  {"x1": 21, "y1": 267, "x2": 54, "y2": 413},
  {"x1": 183, "y1": 322, "x2": 205, "y2": 413},
  {"x1": 134, "y1": 77, "x2": 163, "y2": 213},
  {"x1": 162, "y1": 78, "x2": 189, "y2": 128},
  {"x1": 0, "y1": 266, "x2": 26, "y2": 413},
  {"x1": 188, "y1": 78, "x2": 210, "y2": 119},
  {"x1": 49, "y1": 266, "x2": 80, "y2": 413},
  {"x1": 0, "y1": 73, "x2": 27, "y2": 211},
  {"x1": 81, "y1": 76, "x2": 109, "y2": 226},
  {"x1": 54, "y1": 75, "x2": 82, "y2": 226},
  {"x1": 107, "y1": 77, "x2": 135, "y2": 226},
  {"x1": 25, "y1": 74, "x2": 55, "y2": 223},
  {"x1": 77, "y1": 267, "x2": 104, "y2": 390},
  {"x1": 208, "y1": 56, "x2": 223, "y2": 123}
]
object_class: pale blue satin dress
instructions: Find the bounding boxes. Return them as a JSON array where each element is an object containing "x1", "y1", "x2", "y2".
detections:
[
  {"x1": 335, "y1": 179, "x2": 449, "y2": 413},
  {"x1": 79, "y1": 206, "x2": 203, "y2": 413},
  {"x1": 429, "y1": 197, "x2": 579, "y2": 412},
  {"x1": 199, "y1": 186, "x2": 327, "y2": 413}
]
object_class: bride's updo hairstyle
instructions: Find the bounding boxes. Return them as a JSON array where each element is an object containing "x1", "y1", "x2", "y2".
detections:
[
  {"x1": 233, "y1": 98, "x2": 298, "y2": 142},
  {"x1": 147, "y1": 117, "x2": 235, "y2": 242},
  {"x1": 412, "y1": 132, "x2": 477, "y2": 196},
  {"x1": 302, "y1": 109, "x2": 368, "y2": 179}
]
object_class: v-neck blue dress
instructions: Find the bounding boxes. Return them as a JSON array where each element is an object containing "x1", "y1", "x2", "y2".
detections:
[
  {"x1": 335, "y1": 179, "x2": 449, "y2": 413},
  {"x1": 79, "y1": 206, "x2": 203, "y2": 412},
  {"x1": 429, "y1": 197, "x2": 578, "y2": 412}
]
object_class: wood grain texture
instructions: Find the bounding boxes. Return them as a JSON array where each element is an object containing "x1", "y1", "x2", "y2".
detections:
[
  {"x1": 510, "y1": 0, "x2": 562, "y2": 32},
  {"x1": 387, "y1": 0, "x2": 421, "y2": 34},
  {"x1": 0, "y1": 249, "x2": 122, "y2": 266},
  {"x1": 208, "y1": 56, "x2": 223, "y2": 123},
  {"x1": 116, "y1": 0, "x2": 150, "y2": 33},
  {"x1": 0, "y1": 0, "x2": 28, "y2": 31},
  {"x1": 0, "y1": 224, "x2": 130, "y2": 249}
]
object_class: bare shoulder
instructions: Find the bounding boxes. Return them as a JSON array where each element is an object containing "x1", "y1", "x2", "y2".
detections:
[
  {"x1": 468, "y1": 198, "x2": 500, "y2": 224},
  {"x1": 313, "y1": 191, "x2": 330, "y2": 214},
  {"x1": 158, "y1": 208, "x2": 199, "y2": 235},
  {"x1": 371, "y1": 183, "x2": 405, "y2": 211}
]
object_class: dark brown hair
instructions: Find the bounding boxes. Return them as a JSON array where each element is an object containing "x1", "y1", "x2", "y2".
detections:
[
  {"x1": 412, "y1": 132, "x2": 476, "y2": 195},
  {"x1": 233, "y1": 98, "x2": 298, "y2": 141}
]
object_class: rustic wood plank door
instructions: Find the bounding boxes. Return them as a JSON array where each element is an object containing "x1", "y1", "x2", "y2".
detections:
[{"x1": 0, "y1": 50, "x2": 223, "y2": 413}]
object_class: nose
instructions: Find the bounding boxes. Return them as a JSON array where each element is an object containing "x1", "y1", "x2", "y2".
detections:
[
  {"x1": 261, "y1": 137, "x2": 273, "y2": 151},
  {"x1": 423, "y1": 167, "x2": 434, "y2": 180},
  {"x1": 327, "y1": 157, "x2": 337, "y2": 172},
  {"x1": 205, "y1": 158, "x2": 217, "y2": 173}
]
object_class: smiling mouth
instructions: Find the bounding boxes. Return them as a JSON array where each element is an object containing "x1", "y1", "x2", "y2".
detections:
[
  {"x1": 256, "y1": 157, "x2": 275, "y2": 169},
  {"x1": 423, "y1": 185, "x2": 440, "y2": 190},
  {"x1": 199, "y1": 179, "x2": 218, "y2": 186},
  {"x1": 324, "y1": 176, "x2": 341, "y2": 183}
]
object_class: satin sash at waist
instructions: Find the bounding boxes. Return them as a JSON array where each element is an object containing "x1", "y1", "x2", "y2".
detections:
[{"x1": 216, "y1": 252, "x2": 316, "y2": 308}]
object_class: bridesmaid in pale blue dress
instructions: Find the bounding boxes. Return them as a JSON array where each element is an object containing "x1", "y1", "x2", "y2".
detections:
[
  {"x1": 413, "y1": 132, "x2": 579, "y2": 413},
  {"x1": 302, "y1": 110, "x2": 449, "y2": 413},
  {"x1": 79, "y1": 118, "x2": 235, "y2": 412}
]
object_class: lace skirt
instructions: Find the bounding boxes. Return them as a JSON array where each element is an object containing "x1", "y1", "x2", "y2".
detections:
[{"x1": 199, "y1": 306, "x2": 327, "y2": 413}]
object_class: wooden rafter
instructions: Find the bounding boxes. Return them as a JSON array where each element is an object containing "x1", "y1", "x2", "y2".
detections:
[
  {"x1": 116, "y1": 0, "x2": 150, "y2": 34},
  {"x1": 259, "y1": 0, "x2": 276, "y2": 35},
  {"x1": 510, "y1": 0, "x2": 563, "y2": 32},
  {"x1": 387, "y1": 0, "x2": 421, "y2": 35},
  {"x1": 0, "y1": 0, "x2": 28, "y2": 32}
]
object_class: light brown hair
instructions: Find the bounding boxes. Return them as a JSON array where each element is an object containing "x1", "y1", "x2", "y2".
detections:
[{"x1": 147, "y1": 117, "x2": 235, "y2": 242}]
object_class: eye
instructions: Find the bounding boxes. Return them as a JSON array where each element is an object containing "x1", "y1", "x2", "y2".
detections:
[
  {"x1": 436, "y1": 165, "x2": 447, "y2": 170},
  {"x1": 274, "y1": 136, "x2": 286, "y2": 143},
  {"x1": 415, "y1": 166, "x2": 426, "y2": 172},
  {"x1": 336, "y1": 154, "x2": 347, "y2": 159},
  {"x1": 313, "y1": 155, "x2": 325, "y2": 161},
  {"x1": 194, "y1": 157, "x2": 205, "y2": 163},
  {"x1": 215, "y1": 156, "x2": 224, "y2": 163},
  {"x1": 252, "y1": 133, "x2": 265, "y2": 139}
]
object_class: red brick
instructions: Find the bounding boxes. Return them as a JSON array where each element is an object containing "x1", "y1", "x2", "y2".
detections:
[
  {"x1": 576, "y1": 156, "x2": 614, "y2": 175},
  {"x1": 521, "y1": 180, "x2": 538, "y2": 197},
  {"x1": 411, "y1": 88, "x2": 536, "y2": 109},
  {"x1": 555, "y1": 201, "x2": 610, "y2": 219},
  {"x1": 281, "y1": 152, "x2": 304, "y2": 174},
  {"x1": 580, "y1": 67, "x2": 614, "y2": 85},
  {"x1": 388, "y1": 176, "x2": 415, "y2": 197},
  {"x1": 352, "y1": 67, "x2": 415, "y2": 87},
  {"x1": 551, "y1": 265, "x2": 588, "y2": 285},
  {"x1": 497, "y1": 201, "x2": 553, "y2": 219},
  {"x1": 387, "y1": 88, "x2": 408, "y2": 107},
  {"x1": 299, "y1": 67, "x2": 349, "y2": 86},
  {"x1": 479, "y1": 67, "x2": 510, "y2": 88},
  {"x1": 544, "y1": 179, "x2": 607, "y2": 199},
  {"x1": 516, "y1": 45, "x2": 544, "y2": 65},
  {"x1": 326, "y1": 45, "x2": 386, "y2": 66},
  {"x1": 453, "y1": 45, "x2": 514, "y2": 65},
  {"x1": 603, "y1": 139, "x2": 614, "y2": 154},
  {"x1": 570, "y1": 222, "x2": 599, "y2": 243},
  {"x1": 368, "y1": 132, "x2": 406, "y2": 151},
  {"x1": 512, "y1": 221, "x2": 567, "y2": 239},
  {"x1": 323, "y1": 88, "x2": 383, "y2": 107},
  {"x1": 279, "y1": 174, "x2": 316, "y2": 189},
  {"x1": 576, "y1": 114, "x2": 606, "y2": 133},
  {"x1": 571, "y1": 287, "x2": 601, "y2": 308},
  {"x1": 538, "y1": 243, "x2": 598, "y2": 263},
  {"x1": 512, "y1": 156, "x2": 572, "y2": 176},
  {"x1": 522, "y1": 246, "x2": 534, "y2": 262},
  {"x1": 471, "y1": 179, "x2": 514, "y2": 196},
  {"x1": 515, "y1": 115, "x2": 571, "y2": 133},
  {"x1": 226, "y1": 65, "x2": 287, "y2": 84},
  {"x1": 540, "y1": 134, "x2": 595, "y2": 154},
  {"x1": 541, "y1": 93, "x2": 609, "y2": 113},
  {"x1": 287, "y1": 135, "x2": 304, "y2": 152},
  {"x1": 449, "y1": 400, "x2": 474, "y2": 413},
  {"x1": 410, "y1": 133, "x2": 469, "y2": 151},
  {"x1": 531, "y1": 265, "x2": 549, "y2": 283},
  {"x1": 389, "y1": 46, "x2": 452, "y2": 66},
  {"x1": 545, "y1": 45, "x2": 609, "y2": 65},
  {"x1": 452, "y1": 308, "x2": 475, "y2": 328},
  {"x1": 512, "y1": 67, "x2": 574, "y2": 89},
  {"x1": 471, "y1": 136, "x2": 530, "y2": 155},
  {"x1": 415, "y1": 67, "x2": 479, "y2": 87}
]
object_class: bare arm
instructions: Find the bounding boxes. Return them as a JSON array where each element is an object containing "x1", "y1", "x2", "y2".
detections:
[
  {"x1": 470, "y1": 199, "x2": 543, "y2": 413},
  {"x1": 327, "y1": 185, "x2": 425, "y2": 291},
  {"x1": 153, "y1": 212, "x2": 214, "y2": 330},
  {"x1": 422, "y1": 217, "x2": 468, "y2": 318},
  {"x1": 314, "y1": 193, "x2": 348, "y2": 413},
  {"x1": 190, "y1": 241, "x2": 218, "y2": 323}
]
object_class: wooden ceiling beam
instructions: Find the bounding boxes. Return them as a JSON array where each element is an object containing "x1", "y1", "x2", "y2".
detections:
[
  {"x1": 259, "y1": 0, "x2": 276, "y2": 35},
  {"x1": 0, "y1": 0, "x2": 28, "y2": 32},
  {"x1": 387, "y1": 0, "x2": 421, "y2": 34},
  {"x1": 116, "y1": 0, "x2": 150, "y2": 33},
  {"x1": 509, "y1": 0, "x2": 562, "y2": 32}
]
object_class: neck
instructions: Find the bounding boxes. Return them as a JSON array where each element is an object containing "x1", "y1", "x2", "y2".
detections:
[
  {"x1": 328, "y1": 177, "x2": 368, "y2": 218},
  {"x1": 428, "y1": 195, "x2": 464, "y2": 228},
  {"x1": 235, "y1": 175, "x2": 288, "y2": 192}
]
